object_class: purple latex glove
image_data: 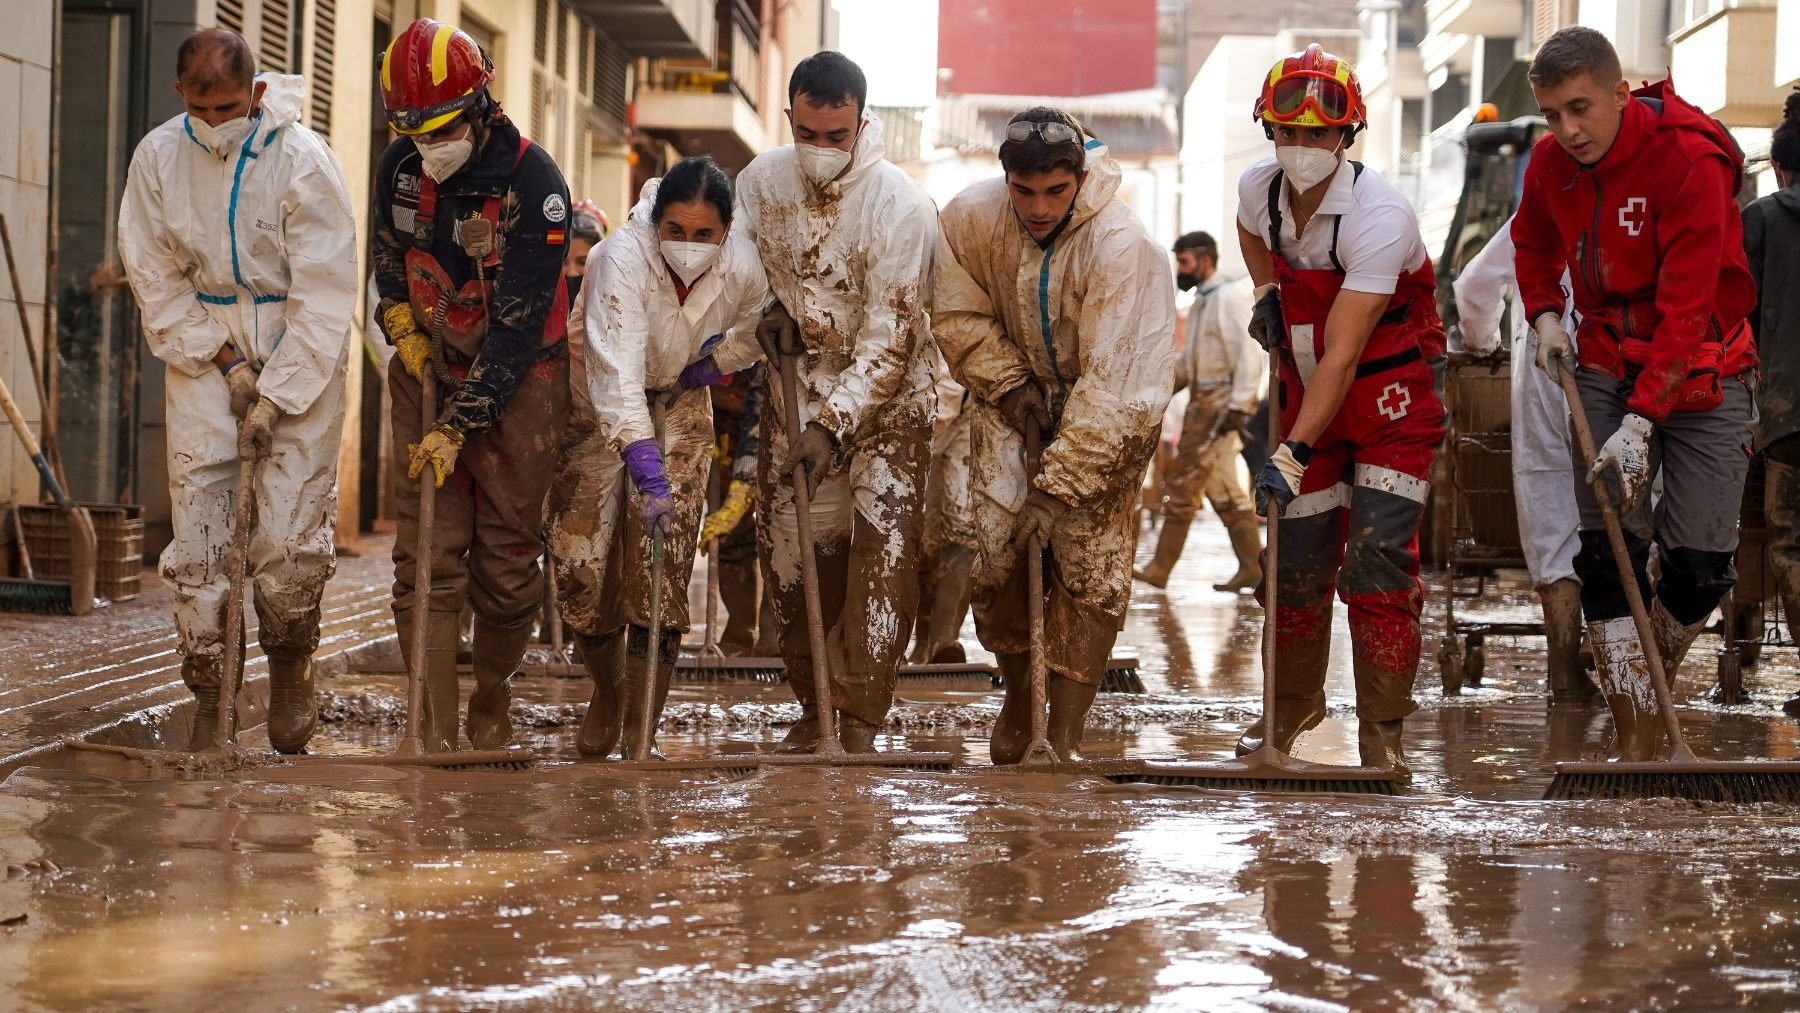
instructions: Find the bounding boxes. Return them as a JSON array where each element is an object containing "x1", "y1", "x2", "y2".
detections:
[
  {"x1": 621, "y1": 438, "x2": 675, "y2": 534},
  {"x1": 678, "y1": 354, "x2": 725, "y2": 390}
]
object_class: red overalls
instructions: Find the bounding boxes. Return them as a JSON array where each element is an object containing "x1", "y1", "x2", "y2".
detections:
[{"x1": 1258, "y1": 164, "x2": 1447, "y2": 723}]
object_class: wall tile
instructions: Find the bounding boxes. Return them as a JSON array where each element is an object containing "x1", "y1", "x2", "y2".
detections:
[
  {"x1": 0, "y1": 0, "x2": 53, "y2": 69},
  {"x1": 18, "y1": 63, "x2": 50, "y2": 187},
  {"x1": 0, "y1": 58, "x2": 19, "y2": 181}
]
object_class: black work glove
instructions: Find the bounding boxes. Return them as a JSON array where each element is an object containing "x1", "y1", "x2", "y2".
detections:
[{"x1": 1248, "y1": 283, "x2": 1284, "y2": 351}]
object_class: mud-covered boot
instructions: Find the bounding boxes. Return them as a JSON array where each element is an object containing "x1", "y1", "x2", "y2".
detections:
[
  {"x1": 1235, "y1": 694, "x2": 1327, "y2": 755},
  {"x1": 1235, "y1": 623, "x2": 1330, "y2": 755},
  {"x1": 414, "y1": 611, "x2": 463, "y2": 754},
  {"x1": 1133, "y1": 517, "x2": 1190, "y2": 589},
  {"x1": 575, "y1": 628, "x2": 625, "y2": 758},
  {"x1": 718, "y1": 557, "x2": 760, "y2": 656},
  {"x1": 1649, "y1": 599, "x2": 1707, "y2": 692},
  {"x1": 185, "y1": 657, "x2": 225, "y2": 751},
  {"x1": 990, "y1": 652, "x2": 1033, "y2": 765},
  {"x1": 919, "y1": 545, "x2": 975, "y2": 663},
  {"x1": 1589, "y1": 616, "x2": 1665, "y2": 761},
  {"x1": 838, "y1": 714, "x2": 880, "y2": 754},
  {"x1": 467, "y1": 619, "x2": 533, "y2": 750},
  {"x1": 620, "y1": 628, "x2": 677, "y2": 761},
  {"x1": 780, "y1": 704, "x2": 821, "y2": 752},
  {"x1": 1212, "y1": 511, "x2": 1264, "y2": 593},
  {"x1": 265, "y1": 649, "x2": 318, "y2": 754},
  {"x1": 1047, "y1": 670, "x2": 1099, "y2": 761},
  {"x1": 1357, "y1": 719, "x2": 1411, "y2": 783},
  {"x1": 1539, "y1": 578, "x2": 1594, "y2": 704}
]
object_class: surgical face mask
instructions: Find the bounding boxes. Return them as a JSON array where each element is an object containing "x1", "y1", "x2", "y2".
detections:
[
  {"x1": 415, "y1": 136, "x2": 474, "y2": 183},
  {"x1": 795, "y1": 142, "x2": 853, "y2": 186},
  {"x1": 188, "y1": 114, "x2": 257, "y2": 158},
  {"x1": 565, "y1": 273, "x2": 583, "y2": 305},
  {"x1": 662, "y1": 240, "x2": 722, "y2": 287},
  {"x1": 1176, "y1": 272, "x2": 1199, "y2": 292},
  {"x1": 1275, "y1": 142, "x2": 1342, "y2": 192}
]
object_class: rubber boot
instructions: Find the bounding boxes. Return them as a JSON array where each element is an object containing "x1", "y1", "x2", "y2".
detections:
[
  {"x1": 753, "y1": 582, "x2": 780, "y2": 657},
  {"x1": 575, "y1": 628, "x2": 625, "y2": 758},
  {"x1": 1236, "y1": 625, "x2": 1330, "y2": 755},
  {"x1": 265, "y1": 649, "x2": 319, "y2": 754},
  {"x1": 466, "y1": 619, "x2": 532, "y2": 750},
  {"x1": 780, "y1": 704, "x2": 821, "y2": 752},
  {"x1": 919, "y1": 545, "x2": 975, "y2": 664},
  {"x1": 1133, "y1": 517, "x2": 1190, "y2": 588},
  {"x1": 1211, "y1": 511, "x2": 1264, "y2": 593},
  {"x1": 1648, "y1": 599, "x2": 1707, "y2": 693},
  {"x1": 1589, "y1": 616, "x2": 1665, "y2": 761},
  {"x1": 185, "y1": 657, "x2": 224, "y2": 751},
  {"x1": 718, "y1": 558, "x2": 759, "y2": 656},
  {"x1": 990, "y1": 651, "x2": 1033, "y2": 765},
  {"x1": 838, "y1": 714, "x2": 880, "y2": 754},
  {"x1": 402, "y1": 611, "x2": 463, "y2": 754},
  {"x1": 1539, "y1": 578, "x2": 1594, "y2": 704},
  {"x1": 1357, "y1": 719, "x2": 1411, "y2": 783},
  {"x1": 1047, "y1": 670, "x2": 1099, "y2": 762},
  {"x1": 620, "y1": 628, "x2": 676, "y2": 761},
  {"x1": 1776, "y1": 544, "x2": 1800, "y2": 716}
]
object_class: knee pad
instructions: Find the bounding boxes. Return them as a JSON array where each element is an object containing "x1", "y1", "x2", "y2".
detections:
[
  {"x1": 1656, "y1": 546, "x2": 1737, "y2": 625},
  {"x1": 1574, "y1": 529, "x2": 1652, "y2": 622}
]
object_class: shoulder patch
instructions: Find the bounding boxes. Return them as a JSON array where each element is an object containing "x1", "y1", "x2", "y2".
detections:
[{"x1": 543, "y1": 193, "x2": 567, "y2": 223}]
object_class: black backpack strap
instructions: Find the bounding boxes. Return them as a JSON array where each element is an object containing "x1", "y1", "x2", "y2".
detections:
[
  {"x1": 1324, "y1": 162, "x2": 1367, "y2": 274},
  {"x1": 1265, "y1": 170, "x2": 1285, "y2": 255}
]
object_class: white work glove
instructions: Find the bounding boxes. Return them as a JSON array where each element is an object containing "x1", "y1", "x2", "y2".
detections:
[
  {"x1": 1532, "y1": 313, "x2": 1573, "y2": 384},
  {"x1": 1587, "y1": 412, "x2": 1654, "y2": 511}
]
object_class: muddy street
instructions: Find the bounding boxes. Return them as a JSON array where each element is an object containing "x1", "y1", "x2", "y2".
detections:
[{"x1": 4, "y1": 524, "x2": 1800, "y2": 1010}]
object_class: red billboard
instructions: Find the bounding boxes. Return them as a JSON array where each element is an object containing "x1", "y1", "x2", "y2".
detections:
[{"x1": 936, "y1": 0, "x2": 1159, "y2": 97}]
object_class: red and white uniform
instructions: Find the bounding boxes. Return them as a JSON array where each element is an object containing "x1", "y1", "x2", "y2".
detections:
[{"x1": 1236, "y1": 155, "x2": 1446, "y2": 720}]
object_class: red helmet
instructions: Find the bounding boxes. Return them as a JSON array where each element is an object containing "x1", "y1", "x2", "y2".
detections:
[
  {"x1": 1254, "y1": 44, "x2": 1366, "y2": 131},
  {"x1": 381, "y1": 19, "x2": 493, "y2": 136}
]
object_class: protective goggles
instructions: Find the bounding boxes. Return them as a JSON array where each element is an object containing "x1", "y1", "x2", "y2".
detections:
[
  {"x1": 387, "y1": 91, "x2": 479, "y2": 135},
  {"x1": 1005, "y1": 120, "x2": 1081, "y2": 145},
  {"x1": 1265, "y1": 74, "x2": 1355, "y2": 126}
]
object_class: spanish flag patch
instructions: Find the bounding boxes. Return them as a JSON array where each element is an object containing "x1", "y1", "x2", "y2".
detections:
[{"x1": 547, "y1": 230, "x2": 566, "y2": 245}]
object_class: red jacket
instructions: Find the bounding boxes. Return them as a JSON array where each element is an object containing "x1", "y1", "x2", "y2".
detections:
[{"x1": 1511, "y1": 80, "x2": 1756, "y2": 421}]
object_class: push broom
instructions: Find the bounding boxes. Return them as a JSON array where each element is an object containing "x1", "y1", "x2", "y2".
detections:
[{"x1": 1544, "y1": 351, "x2": 1800, "y2": 802}]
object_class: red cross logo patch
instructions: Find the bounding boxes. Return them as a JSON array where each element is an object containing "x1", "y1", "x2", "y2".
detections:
[
  {"x1": 1377, "y1": 381, "x2": 1411, "y2": 420},
  {"x1": 1618, "y1": 197, "x2": 1647, "y2": 237}
]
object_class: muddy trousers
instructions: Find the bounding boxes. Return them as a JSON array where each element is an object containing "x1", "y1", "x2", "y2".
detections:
[
  {"x1": 161, "y1": 363, "x2": 346, "y2": 685},
  {"x1": 975, "y1": 542, "x2": 1122, "y2": 685},
  {"x1": 1567, "y1": 367, "x2": 1753, "y2": 629},
  {"x1": 1768, "y1": 461, "x2": 1800, "y2": 646},
  {"x1": 715, "y1": 518, "x2": 764, "y2": 652},
  {"x1": 389, "y1": 356, "x2": 568, "y2": 644},
  {"x1": 1162, "y1": 385, "x2": 1254, "y2": 526},
  {"x1": 758, "y1": 405, "x2": 930, "y2": 727}
]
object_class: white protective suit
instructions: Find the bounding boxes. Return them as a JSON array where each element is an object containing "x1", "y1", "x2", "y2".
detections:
[
  {"x1": 118, "y1": 74, "x2": 356, "y2": 664},
  {"x1": 1452, "y1": 217, "x2": 1578, "y2": 586},
  {"x1": 934, "y1": 138, "x2": 1176, "y2": 635},
  {"x1": 548, "y1": 179, "x2": 769, "y2": 636},
  {"x1": 733, "y1": 112, "x2": 940, "y2": 728}
]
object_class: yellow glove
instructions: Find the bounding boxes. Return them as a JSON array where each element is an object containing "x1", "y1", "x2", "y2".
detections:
[
  {"x1": 701, "y1": 480, "x2": 753, "y2": 542},
  {"x1": 383, "y1": 303, "x2": 432, "y2": 381},
  {"x1": 407, "y1": 423, "x2": 465, "y2": 488}
]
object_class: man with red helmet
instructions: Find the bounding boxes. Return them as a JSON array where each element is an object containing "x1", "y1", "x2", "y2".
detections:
[
  {"x1": 1234, "y1": 43, "x2": 1447, "y2": 780},
  {"x1": 1511, "y1": 28, "x2": 1756, "y2": 759},
  {"x1": 372, "y1": 18, "x2": 571, "y2": 753}
]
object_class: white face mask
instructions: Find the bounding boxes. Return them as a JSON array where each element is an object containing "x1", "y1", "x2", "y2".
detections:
[
  {"x1": 1276, "y1": 142, "x2": 1343, "y2": 192},
  {"x1": 415, "y1": 136, "x2": 474, "y2": 183},
  {"x1": 661, "y1": 240, "x2": 722, "y2": 287},
  {"x1": 795, "y1": 142, "x2": 853, "y2": 186},
  {"x1": 188, "y1": 114, "x2": 257, "y2": 159}
]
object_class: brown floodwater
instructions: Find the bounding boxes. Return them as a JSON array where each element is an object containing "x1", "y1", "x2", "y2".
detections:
[{"x1": 5, "y1": 530, "x2": 1800, "y2": 1010}]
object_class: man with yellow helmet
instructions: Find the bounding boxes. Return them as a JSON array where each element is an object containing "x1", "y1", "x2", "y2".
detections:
[
  {"x1": 371, "y1": 18, "x2": 572, "y2": 754},
  {"x1": 1234, "y1": 44, "x2": 1448, "y2": 781}
]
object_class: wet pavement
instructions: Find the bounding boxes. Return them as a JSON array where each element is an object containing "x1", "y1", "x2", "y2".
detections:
[{"x1": 4, "y1": 521, "x2": 1800, "y2": 1010}]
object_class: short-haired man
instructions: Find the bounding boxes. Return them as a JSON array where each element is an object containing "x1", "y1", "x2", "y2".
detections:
[
  {"x1": 119, "y1": 28, "x2": 357, "y2": 752},
  {"x1": 1135, "y1": 231, "x2": 1264, "y2": 591},
  {"x1": 1512, "y1": 26, "x2": 1757, "y2": 759},
  {"x1": 934, "y1": 107, "x2": 1175, "y2": 762},
  {"x1": 733, "y1": 52, "x2": 940, "y2": 754}
]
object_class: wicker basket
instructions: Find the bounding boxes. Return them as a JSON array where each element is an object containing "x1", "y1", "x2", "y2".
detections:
[{"x1": 14, "y1": 503, "x2": 145, "y2": 601}]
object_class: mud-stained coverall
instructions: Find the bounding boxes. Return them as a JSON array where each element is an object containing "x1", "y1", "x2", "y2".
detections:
[
  {"x1": 923, "y1": 362, "x2": 978, "y2": 565},
  {"x1": 1512, "y1": 83, "x2": 1757, "y2": 634},
  {"x1": 733, "y1": 113, "x2": 939, "y2": 727},
  {"x1": 371, "y1": 115, "x2": 571, "y2": 633},
  {"x1": 933, "y1": 138, "x2": 1176, "y2": 684},
  {"x1": 1165, "y1": 274, "x2": 1262, "y2": 525},
  {"x1": 547, "y1": 179, "x2": 767, "y2": 638},
  {"x1": 118, "y1": 74, "x2": 356, "y2": 683},
  {"x1": 1238, "y1": 157, "x2": 1447, "y2": 722},
  {"x1": 1453, "y1": 218, "x2": 1580, "y2": 587}
]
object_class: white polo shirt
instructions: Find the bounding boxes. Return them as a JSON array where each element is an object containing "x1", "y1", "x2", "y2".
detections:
[{"x1": 1235, "y1": 155, "x2": 1427, "y2": 296}]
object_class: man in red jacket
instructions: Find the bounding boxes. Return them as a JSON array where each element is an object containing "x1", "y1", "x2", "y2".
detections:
[{"x1": 1512, "y1": 27, "x2": 1756, "y2": 760}]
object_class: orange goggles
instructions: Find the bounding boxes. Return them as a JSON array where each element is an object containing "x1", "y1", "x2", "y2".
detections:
[{"x1": 1265, "y1": 74, "x2": 1355, "y2": 126}]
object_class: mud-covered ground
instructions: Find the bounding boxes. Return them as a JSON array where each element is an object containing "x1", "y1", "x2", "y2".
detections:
[{"x1": 4, "y1": 523, "x2": 1800, "y2": 1011}]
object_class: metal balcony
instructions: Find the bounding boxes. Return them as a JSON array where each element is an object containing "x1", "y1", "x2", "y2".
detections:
[
  {"x1": 571, "y1": 0, "x2": 715, "y2": 60},
  {"x1": 633, "y1": 0, "x2": 768, "y2": 170},
  {"x1": 1669, "y1": 0, "x2": 1783, "y2": 126},
  {"x1": 1423, "y1": 0, "x2": 1521, "y2": 40}
]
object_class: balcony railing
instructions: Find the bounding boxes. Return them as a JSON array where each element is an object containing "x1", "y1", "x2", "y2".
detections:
[{"x1": 638, "y1": 0, "x2": 762, "y2": 113}]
